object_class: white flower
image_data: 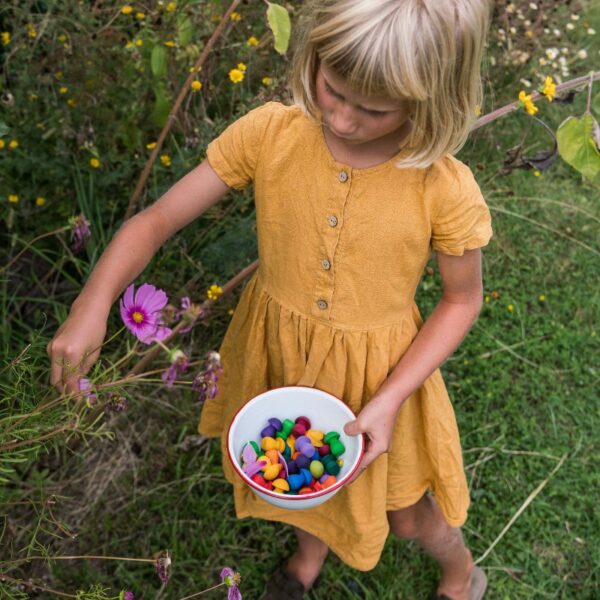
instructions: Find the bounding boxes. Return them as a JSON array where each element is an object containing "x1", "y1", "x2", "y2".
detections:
[
  {"x1": 588, "y1": 28, "x2": 596, "y2": 35},
  {"x1": 553, "y1": 28, "x2": 561, "y2": 37},
  {"x1": 520, "y1": 78, "x2": 532, "y2": 88},
  {"x1": 545, "y1": 47, "x2": 559, "y2": 60},
  {"x1": 570, "y1": 14, "x2": 580, "y2": 21},
  {"x1": 529, "y1": 2, "x2": 538, "y2": 9},
  {"x1": 510, "y1": 26, "x2": 517, "y2": 35},
  {"x1": 577, "y1": 49, "x2": 588, "y2": 59},
  {"x1": 561, "y1": 47, "x2": 570, "y2": 54},
  {"x1": 566, "y1": 23, "x2": 575, "y2": 31},
  {"x1": 538, "y1": 57, "x2": 548, "y2": 65}
]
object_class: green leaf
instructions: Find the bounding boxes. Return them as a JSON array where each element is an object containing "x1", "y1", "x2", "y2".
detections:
[
  {"x1": 151, "y1": 85, "x2": 170, "y2": 127},
  {"x1": 151, "y1": 45, "x2": 167, "y2": 79},
  {"x1": 178, "y1": 16, "x2": 193, "y2": 46},
  {"x1": 266, "y1": 2, "x2": 291, "y2": 55},
  {"x1": 593, "y1": 91, "x2": 600, "y2": 117},
  {"x1": 0, "y1": 121, "x2": 9, "y2": 137},
  {"x1": 556, "y1": 114, "x2": 600, "y2": 181}
]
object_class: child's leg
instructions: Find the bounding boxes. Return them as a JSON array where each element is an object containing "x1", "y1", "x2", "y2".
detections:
[
  {"x1": 387, "y1": 494, "x2": 474, "y2": 600},
  {"x1": 285, "y1": 526, "x2": 329, "y2": 591}
]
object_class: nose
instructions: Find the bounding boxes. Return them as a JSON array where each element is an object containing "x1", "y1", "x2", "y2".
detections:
[{"x1": 329, "y1": 103, "x2": 357, "y2": 135}]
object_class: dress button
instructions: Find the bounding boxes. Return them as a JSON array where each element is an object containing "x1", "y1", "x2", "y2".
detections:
[
  {"x1": 327, "y1": 215, "x2": 338, "y2": 227},
  {"x1": 338, "y1": 170, "x2": 348, "y2": 183},
  {"x1": 321, "y1": 258, "x2": 331, "y2": 270},
  {"x1": 317, "y1": 299, "x2": 328, "y2": 310}
]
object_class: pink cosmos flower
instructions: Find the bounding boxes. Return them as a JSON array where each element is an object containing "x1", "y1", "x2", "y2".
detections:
[
  {"x1": 220, "y1": 567, "x2": 242, "y2": 600},
  {"x1": 120, "y1": 283, "x2": 172, "y2": 344}
]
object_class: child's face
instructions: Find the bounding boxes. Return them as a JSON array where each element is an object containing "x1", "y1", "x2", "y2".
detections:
[{"x1": 315, "y1": 63, "x2": 411, "y2": 149}]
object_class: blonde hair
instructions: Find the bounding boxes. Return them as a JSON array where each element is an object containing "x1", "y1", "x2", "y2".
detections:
[{"x1": 290, "y1": 0, "x2": 490, "y2": 168}]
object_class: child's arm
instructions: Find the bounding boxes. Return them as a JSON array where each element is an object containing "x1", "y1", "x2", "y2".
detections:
[
  {"x1": 47, "y1": 160, "x2": 230, "y2": 394},
  {"x1": 344, "y1": 248, "x2": 484, "y2": 481}
]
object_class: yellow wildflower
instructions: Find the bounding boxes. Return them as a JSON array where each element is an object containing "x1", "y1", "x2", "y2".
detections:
[
  {"x1": 507, "y1": 304, "x2": 514, "y2": 312},
  {"x1": 230, "y1": 11, "x2": 241, "y2": 21},
  {"x1": 57, "y1": 34, "x2": 67, "y2": 43},
  {"x1": 484, "y1": 295, "x2": 490, "y2": 303},
  {"x1": 229, "y1": 68, "x2": 244, "y2": 84},
  {"x1": 8, "y1": 194, "x2": 19, "y2": 203},
  {"x1": 160, "y1": 154, "x2": 171, "y2": 167},
  {"x1": 207, "y1": 284, "x2": 223, "y2": 301},
  {"x1": 146, "y1": 142, "x2": 157, "y2": 150},
  {"x1": 261, "y1": 76, "x2": 273, "y2": 86},
  {"x1": 228, "y1": 309, "x2": 235, "y2": 315},
  {"x1": 518, "y1": 90, "x2": 538, "y2": 115},
  {"x1": 237, "y1": 62, "x2": 247, "y2": 71},
  {"x1": 164, "y1": 40, "x2": 176, "y2": 47},
  {"x1": 136, "y1": 12, "x2": 145, "y2": 19},
  {"x1": 542, "y1": 75, "x2": 556, "y2": 101},
  {"x1": 67, "y1": 98, "x2": 77, "y2": 107},
  {"x1": 55, "y1": 71, "x2": 63, "y2": 79},
  {"x1": 247, "y1": 36, "x2": 259, "y2": 46},
  {"x1": 9, "y1": 139, "x2": 18, "y2": 150},
  {"x1": 533, "y1": 170, "x2": 541, "y2": 177},
  {"x1": 89, "y1": 158, "x2": 101, "y2": 168},
  {"x1": 538, "y1": 294, "x2": 546, "y2": 302},
  {"x1": 59, "y1": 86, "x2": 68, "y2": 94},
  {"x1": 189, "y1": 65, "x2": 202, "y2": 73},
  {"x1": 36, "y1": 197, "x2": 46, "y2": 206},
  {"x1": 191, "y1": 80, "x2": 202, "y2": 92},
  {"x1": 126, "y1": 40, "x2": 134, "y2": 49},
  {"x1": 121, "y1": 5, "x2": 133, "y2": 15},
  {"x1": 135, "y1": 38, "x2": 143, "y2": 46},
  {"x1": 1, "y1": 32, "x2": 10, "y2": 46},
  {"x1": 27, "y1": 24, "x2": 37, "y2": 38},
  {"x1": 166, "y1": 2, "x2": 177, "y2": 11}
]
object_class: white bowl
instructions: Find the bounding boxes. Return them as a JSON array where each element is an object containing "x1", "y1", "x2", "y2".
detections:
[{"x1": 227, "y1": 386, "x2": 365, "y2": 510}]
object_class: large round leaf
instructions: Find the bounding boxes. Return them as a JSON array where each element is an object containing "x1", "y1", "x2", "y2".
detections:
[{"x1": 556, "y1": 114, "x2": 600, "y2": 181}]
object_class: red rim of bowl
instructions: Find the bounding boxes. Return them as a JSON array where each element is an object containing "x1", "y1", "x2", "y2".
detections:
[{"x1": 227, "y1": 385, "x2": 365, "y2": 501}]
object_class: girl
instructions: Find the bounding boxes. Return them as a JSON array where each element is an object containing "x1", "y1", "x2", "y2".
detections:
[{"x1": 48, "y1": 0, "x2": 492, "y2": 598}]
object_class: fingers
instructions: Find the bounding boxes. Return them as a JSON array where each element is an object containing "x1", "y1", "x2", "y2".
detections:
[
  {"x1": 346, "y1": 432, "x2": 392, "y2": 485},
  {"x1": 47, "y1": 342, "x2": 91, "y2": 397}
]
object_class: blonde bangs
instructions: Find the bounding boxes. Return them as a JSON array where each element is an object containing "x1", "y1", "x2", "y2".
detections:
[{"x1": 290, "y1": 0, "x2": 490, "y2": 169}]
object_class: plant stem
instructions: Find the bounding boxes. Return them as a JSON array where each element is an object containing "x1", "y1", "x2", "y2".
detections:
[
  {"x1": 4, "y1": 554, "x2": 157, "y2": 566},
  {"x1": 473, "y1": 70, "x2": 600, "y2": 131},
  {"x1": 0, "y1": 573, "x2": 76, "y2": 598},
  {"x1": 178, "y1": 582, "x2": 226, "y2": 600},
  {"x1": 586, "y1": 71, "x2": 594, "y2": 113},
  {"x1": 0, "y1": 226, "x2": 70, "y2": 273},
  {"x1": 123, "y1": 0, "x2": 241, "y2": 220}
]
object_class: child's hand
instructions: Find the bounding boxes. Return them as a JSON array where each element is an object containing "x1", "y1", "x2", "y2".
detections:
[
  {"x1": 47, "y1": 303, "x2": 107, "y2": 396},
  {"x1": 343, "y1": 394, "x2": 398, "y2": 484}
]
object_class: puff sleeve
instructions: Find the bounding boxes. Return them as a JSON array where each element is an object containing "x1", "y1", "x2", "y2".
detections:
[
  {"x1": 206, "y1": 102, "x2": 279, "y2": 190},
  {"x1": 429, "y1": 160, "x2": 493, "y2": 256}
]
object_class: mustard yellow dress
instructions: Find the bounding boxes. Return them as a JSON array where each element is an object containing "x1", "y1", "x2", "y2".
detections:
[{"x1": 198, "y1": 102, "x2": 492, "y2": 571}]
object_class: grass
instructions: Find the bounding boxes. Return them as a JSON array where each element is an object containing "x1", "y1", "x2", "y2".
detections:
[{"x1": 1, "y1": 1, "x2": 600, "y2": 599}]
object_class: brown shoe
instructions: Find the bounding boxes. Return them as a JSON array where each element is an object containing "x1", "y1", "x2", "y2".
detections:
[
  {"x1": 261, "y1": 565, "x2": 306, "y2": 600},
  {"x1": 433, "y1": 566, "x2": 488, "y2": 600}
]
